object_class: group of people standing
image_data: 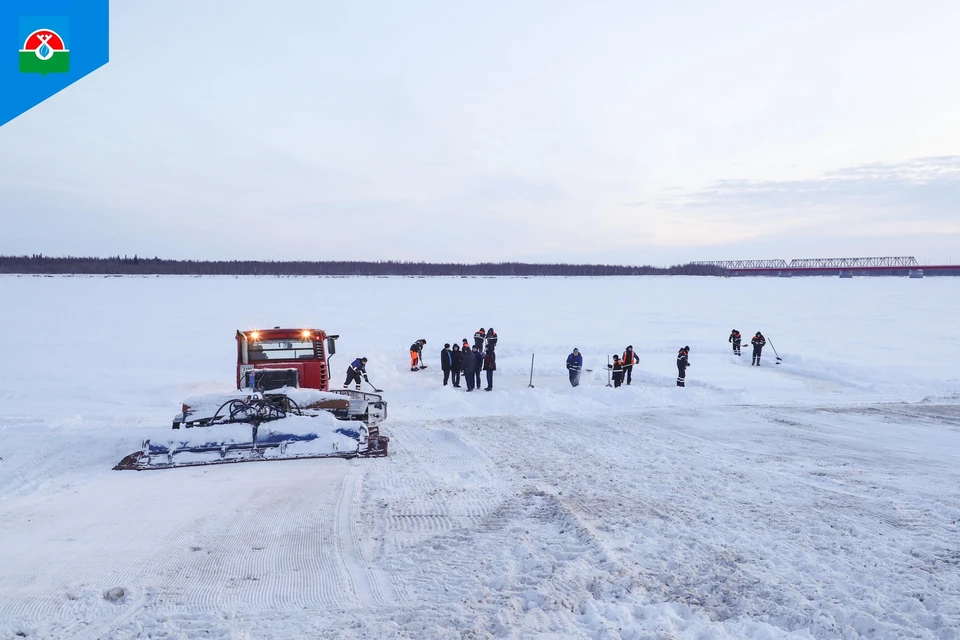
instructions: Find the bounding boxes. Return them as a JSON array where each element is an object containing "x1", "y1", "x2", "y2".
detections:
[
  {"x1": 601, "y1": 346, "x2": 641, "y2": 388},
  {"x1": 565, "y1": 345, "x2": 640, "y2": 387},
  {"x1": 396, "y1": 328, "x2": 772, "y2": 393},
  {"x1": 438, "y1": 328, "x2": 498, "y2": 391},
  {"x1": 729, "y1": 330, "x2": 767, "y2": 365}
]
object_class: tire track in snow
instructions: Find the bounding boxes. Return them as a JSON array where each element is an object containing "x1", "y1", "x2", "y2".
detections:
[
  {"x1": 349, "y1": 472, "x2": 395, "y2": 606},
  {"x1": 366, "y1": 420, "x2": 509, "y2": 604},
  {"x1": 381, "y1": 422, "x2": 504, "y2": 543},
  {"x1": 220, "y1": 463, "x2": 350, "y2": 612},
  {"x1": 0, "y1": 460, "x2": 366, "y2": 633},
  {"x1": 333, "y1": 465, "x2": 380, "y2": 607}
]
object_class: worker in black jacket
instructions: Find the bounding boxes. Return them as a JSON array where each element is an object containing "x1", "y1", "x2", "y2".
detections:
[
  {"x1": 473, "y1": 328, "x2": 486, "y2": 351},
  {"x1": 483, "y1": 349, "x2": 497, "y2": 391},
  {"x1": 751, "y1": 332, "x2": 766, "y2": 366},
  {"x1": 608, "y1": 354, "x2": 624, "y2": 388},
  {"x1": 450, "y1": 345, "x2": 463, "y2": 387},
  {"x1": 440, "y1": 343, "x2": 453, "y2": 385},
  {"x1": 344, "y1": 357, "x2": 368, "y2": 390},
  {"x1": 462, "y1": 344, "x2": 478, "y2": 391},
  {"x1": 566, "y1": 348, "x2": 583, "y2": 387},
  {"x1": 473, "y1": 346, "x2": 484, "y2": 388},
  {"x1": 729, "y1": 329, "x2": 741, "y2": 356},
  {"x1": 677, "y1": 346, "x2": 690, "y2": 387},
  {"x1": 485, "y1": 328, "x2": 498, "y2": 352}
]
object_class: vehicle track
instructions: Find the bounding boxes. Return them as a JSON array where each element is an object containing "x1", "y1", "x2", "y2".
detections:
[{"x1": 335, "y1": 465, "x2": 395, "y2": 606}]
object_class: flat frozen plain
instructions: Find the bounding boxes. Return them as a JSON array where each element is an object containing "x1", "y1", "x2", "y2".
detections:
[{"x1": 0, "y1": 275, "x2": 958, "y2": 639}]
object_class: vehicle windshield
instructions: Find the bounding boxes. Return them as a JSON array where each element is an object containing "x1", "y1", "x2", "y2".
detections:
[{"x1": 248, "y1": 339, "x2": 317, "y2": 361}]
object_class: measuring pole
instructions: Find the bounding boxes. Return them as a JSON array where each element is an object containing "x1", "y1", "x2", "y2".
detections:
[{"x1": 528, "y1": 353, "x2": 535, "y2": 388}]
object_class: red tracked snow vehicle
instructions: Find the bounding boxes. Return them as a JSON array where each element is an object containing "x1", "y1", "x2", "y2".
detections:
[{"x1": 114, "y1": 328, "x2": 388, "y2": 471}]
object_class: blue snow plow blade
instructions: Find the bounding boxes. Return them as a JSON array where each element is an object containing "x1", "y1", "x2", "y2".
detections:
[
  {"x1": 144, "y1": 427, "x2": 362, "y2": 454},
  {"x1": 114, "y1": 423, "x2": 387, "y2": 471}
]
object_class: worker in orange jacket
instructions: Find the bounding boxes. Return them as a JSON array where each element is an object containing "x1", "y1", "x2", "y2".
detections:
[
  {"x1": 729, "y1": 329, "x2": 742, "y2": 356},
  {"x1": 751, "y1": 332, "x2": 766, "y2": 366},
  {"x1": 622, "y1": 345, "x2": 639, "y2": 385},
  {"x1": 608, "y1": 355, "x2": 624, "y2": 388},
  {"x1": 410, "y1": 339, "x2": 427, "y2": 371}
]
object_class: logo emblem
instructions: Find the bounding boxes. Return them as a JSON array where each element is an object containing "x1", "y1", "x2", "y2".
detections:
[{"x1": 19, "y1": 18, "x2": 70, "y2": 76}]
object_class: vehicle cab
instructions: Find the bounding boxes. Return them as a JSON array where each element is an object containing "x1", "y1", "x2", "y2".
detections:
[{"x1": 236, "y1": 328, "x2": 338, "y2": 391}]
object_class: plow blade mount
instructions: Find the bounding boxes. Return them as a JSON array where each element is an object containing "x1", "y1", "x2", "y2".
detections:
[
  {"x1": 115, "y1": 416, "x2": 388, "y2": 471},
  {"x1": 173, "y1": 387, "x2": 386, "y2": 429}
]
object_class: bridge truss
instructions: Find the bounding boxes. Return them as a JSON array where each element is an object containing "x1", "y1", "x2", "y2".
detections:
[{"x1": 695, "y1": 257, "x2": 920, "y2": 270}]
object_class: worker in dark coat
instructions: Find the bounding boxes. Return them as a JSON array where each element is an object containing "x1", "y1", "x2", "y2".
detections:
[
  {"x1": 608, "y1": 354, "x2": 624, "y2": 388},
  {"x1": 473, "y1": 346, "x2": 484, "y2": 388},
  {"x1": 485, "y1": 328, "x2": 498, "y2": 352},
  {"x1": 729, "y1": 330, "x2": 742, "y2": 356},
  {"x1": 450, "y1": 345, "x2": 463, "y2": 387},
  {"x1": 483, "y1": 349, "x2": 497, "y2": 391},
  {"x1": 440, "y1": 343, "x2": 453, "y2": 386},
  {"x1": 676, "y1": 346, "x2": 690, "y2": 387},
  {"x1": 622, "y1": 345, "x2": 638, "y2": 385},
  {"x1": 751, "y1": 332, "x2": 766, "y2": 366},
  {"x1": 344, "y1": 357, "x2": 368, "y2": 390},
  {"x1": 473, "y1": 328, "x2": 486, "y2": 351},
  {"x1": 566, "y1": 348, "x2": 583, "y2": 387},
  {"x1": 462, "y1": 344, "x2": 478, "y2": 391},
  {"x1": 410, "y1": 339, "x2": 427, "y2": 371}
]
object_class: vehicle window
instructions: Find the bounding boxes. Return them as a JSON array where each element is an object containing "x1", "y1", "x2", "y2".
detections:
[{"x1": 248, "y1": 340, "x2": 315, "y2": 360}]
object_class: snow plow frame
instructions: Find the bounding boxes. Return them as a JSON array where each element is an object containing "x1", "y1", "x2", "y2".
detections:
[{"x1": 172, "y1": 388, "x2": 387, "y2": 429}]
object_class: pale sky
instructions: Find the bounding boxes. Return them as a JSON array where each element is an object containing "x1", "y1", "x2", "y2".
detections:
[{"x1": 2, "y1": 0, "x2": 960, "y2": 265}]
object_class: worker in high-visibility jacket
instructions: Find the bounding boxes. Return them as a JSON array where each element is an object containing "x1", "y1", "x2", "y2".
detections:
[
  {"x1": 729, "y1": 329, "x2": 742, "y2": 356},
  {"x1": 566, "y1": 348, "x2": 583, "y2": 387},
  {"x1": 676, "y1": 347, "x2": 690, "y2": 387},
  {"x1": 751, "y1": 332, "x2": 766, "y2": 366},
  {"x1": 344, "y1": 357, "x2": 368, "y2": 390},
  {"x1": 410, "y1": 339, "x2": 427, "y2": 371},
  {"x1": 622, "y1": 345, "x2": 638, "y2": 385}
]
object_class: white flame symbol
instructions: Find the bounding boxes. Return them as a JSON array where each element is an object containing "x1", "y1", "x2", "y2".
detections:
[{"x1": 35, "y1": 33, "x2": 54, "y2": 60}]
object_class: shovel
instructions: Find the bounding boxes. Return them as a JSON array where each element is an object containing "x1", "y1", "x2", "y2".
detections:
[{"x1": 767, "y1": 339, "x2": 783, "y2": 364}]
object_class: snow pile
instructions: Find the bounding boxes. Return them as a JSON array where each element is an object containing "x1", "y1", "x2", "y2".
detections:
[
  {"x1": 278, "y1": 387, "x2": 355, "y2": 406},
  {"x1": 147, "y1": 423, "x2": 255, "y2": 449},
  {"x1": 180, "y1": 387, "x2": 348, "y2": 415}
]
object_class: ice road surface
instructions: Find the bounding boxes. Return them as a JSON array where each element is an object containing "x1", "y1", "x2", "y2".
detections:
[{"x1": 0, "y1": 275, "x2": 958, "y2": 640}]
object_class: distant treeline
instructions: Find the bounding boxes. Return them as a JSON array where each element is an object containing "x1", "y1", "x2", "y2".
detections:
[{"x1": 0, "y1": 255, "x2": 726, "y2": 277}]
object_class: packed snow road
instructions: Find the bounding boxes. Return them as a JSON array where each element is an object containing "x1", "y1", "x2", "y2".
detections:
[{"x1": 0, "y1": 275, "x2": 958, "y2": 639}]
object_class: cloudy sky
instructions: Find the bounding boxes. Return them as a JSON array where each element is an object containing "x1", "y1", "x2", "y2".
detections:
[{"x1": 2, "y1": 0, "x2": 960, "y2": 265}]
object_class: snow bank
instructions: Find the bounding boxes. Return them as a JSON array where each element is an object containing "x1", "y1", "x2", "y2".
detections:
[
  {"x1": 180, "y1": 387, "x2": 348, "y2": 413},
  {"x1": 0, "y1": 275, "x2": 958, "y2": 639}
]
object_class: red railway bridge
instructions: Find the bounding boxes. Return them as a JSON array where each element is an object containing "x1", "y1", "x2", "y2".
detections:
[{"x1": 693, "y1": 257, "x2": 960, "y2": 277}]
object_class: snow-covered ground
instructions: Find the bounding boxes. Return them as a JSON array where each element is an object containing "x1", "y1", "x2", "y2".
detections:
[{"x1": 0, "y1": 275, "x2": 958, "y2": 639}]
